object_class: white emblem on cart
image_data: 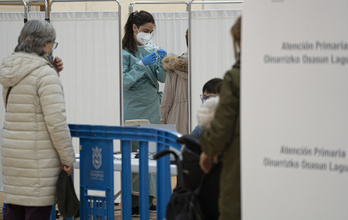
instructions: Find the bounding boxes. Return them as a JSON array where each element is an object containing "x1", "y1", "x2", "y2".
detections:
[{"x1": 92, "y1": 146, "x2": 102, "y2": 169}]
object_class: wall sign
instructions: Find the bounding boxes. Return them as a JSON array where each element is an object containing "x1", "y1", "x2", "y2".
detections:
[{"x1": 242, "y1": 1, "x2": 348, "y2": 219}]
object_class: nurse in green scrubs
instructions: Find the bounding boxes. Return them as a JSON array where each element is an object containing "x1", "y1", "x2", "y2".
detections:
[
  {"x1": 122, "y1": 10, "x2": 167, "y2": 124},
  {"x1": 122, "y1": 10, "x2": 167, "y2": 214}
]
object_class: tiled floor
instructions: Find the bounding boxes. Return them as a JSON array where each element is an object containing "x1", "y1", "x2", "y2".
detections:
[
  {"x1": 114, "y1": 204, "x2": 157, "y2": 220},
  {"x1": 0, "y1": 176, "x2": 177, "y2": 220},
  {"x1": 0, "y1": 193, "x2": 157, "y2": 220}
]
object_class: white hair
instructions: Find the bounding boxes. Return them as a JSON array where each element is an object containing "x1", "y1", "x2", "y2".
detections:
[{"x1": 14, "y1": 20, "x2": 56, "y2": 56}]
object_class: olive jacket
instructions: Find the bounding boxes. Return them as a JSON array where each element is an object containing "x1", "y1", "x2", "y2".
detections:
[{"x1": 200, "y1": 60, "x2": 241, "y2": 220}]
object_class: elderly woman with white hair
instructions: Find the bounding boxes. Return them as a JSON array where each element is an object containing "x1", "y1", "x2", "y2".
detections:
[{"x1": 0, "y1": 20, "x2": 75, "y2": 219}]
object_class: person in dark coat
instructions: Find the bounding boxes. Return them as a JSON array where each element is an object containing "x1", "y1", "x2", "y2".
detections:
[{"x1": 199, "y1": 16, "x2": 242, "y2": 220}]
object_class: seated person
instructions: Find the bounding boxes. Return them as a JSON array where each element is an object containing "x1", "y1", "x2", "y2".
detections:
[
  {"x1": 178, "y1": 84, "x2": 223, "y2": 220},
  {"x1": 190, "y1": 78, "x2": 223, "y2": 137}
]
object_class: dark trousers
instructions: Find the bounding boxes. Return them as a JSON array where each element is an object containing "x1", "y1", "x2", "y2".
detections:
[{"x1": 4, "y1": 204, "x2": 52, "y2": 220}]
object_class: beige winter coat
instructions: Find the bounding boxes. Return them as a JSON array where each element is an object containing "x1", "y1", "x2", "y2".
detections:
[
  {"x1": 160, "y1": 53, "x2": 189, "y2": 135},
  {"x1": 0, "y1": 52, "x2": 75, "y2": 206}
]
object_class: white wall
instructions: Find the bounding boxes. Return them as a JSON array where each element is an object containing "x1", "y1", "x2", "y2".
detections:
[{"x1": 242, "y1": 0, "x2": 348, "y2": 219}]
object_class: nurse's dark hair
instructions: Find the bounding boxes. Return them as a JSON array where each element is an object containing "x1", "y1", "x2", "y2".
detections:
[
  {"x1": 14, "y1": 20, "x2": 55, "y2": 56},
  {"x1": 122, "y1": 10, "x2": 155, "y2": 56},
  {"x1": 231, "y1": 16, "x2": 241, "y2": 59},
  {"x1": 202, "y1": 78, "x2": 223, "y2": 94}
]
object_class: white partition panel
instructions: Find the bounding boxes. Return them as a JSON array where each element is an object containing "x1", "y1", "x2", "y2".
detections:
[
  {"x1": 153, "y1": 10, "x2": 242, "y2": 130},
  {"x1": 50, "y1": 11, "x2": 121, "y2": 201},
  {"x1": 152, "y1": 12, "x2": 188, "y2": 57},
  {"x1": 242, "y1": 1, "x2": 348, "y2": 219},
  {"x1": 51, "y1": 11, "x2": 120, "y2": 126},
  {"x1": 0, "y1": 11, "x2": 121, "y2": 192},
  {"x1": 0, "y1": 13, "x2": 25, "y2": 60},
  {"x1": 0, "y1": 11, "x2": 120, "y2": 127},
  {"x1": 0, "y1": 12, "x2": 27, "y2": 191},
  {"x1": 190, "y1": 10, "x2": 241, "y2": 128}
]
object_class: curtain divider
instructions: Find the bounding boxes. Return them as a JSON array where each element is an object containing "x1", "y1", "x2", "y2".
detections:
[
  {"x1": 49, "y1": 0, "x2": 123, "y2": 126},
  {"x1": 187, "y1": 0, "x2": 242, "y2": 132},
  {"x1": 0, "y1": 0, "x2": 28, "y2": 23},
  {"x1": 28, "y1": 0, "x2": 48, "y2": 21},
  {"x1": 131, "y1": 0, "x2": 243, "y2": 132}
]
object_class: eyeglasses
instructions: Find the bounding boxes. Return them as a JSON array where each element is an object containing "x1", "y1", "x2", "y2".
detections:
[
  {"x1": 52, "y1": 42, "x2": 58, "y2": 49},
  {"x1": 200, "y1": 94, "x2": 217, "y2": 103}
]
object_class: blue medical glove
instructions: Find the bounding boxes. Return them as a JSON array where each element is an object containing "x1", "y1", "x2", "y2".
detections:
[
  {"x1": 141, "y1": 52, "x2": 157, "y2": 66},
  {"x1": 157, "y1": 49, "x2": 167, "y2": 61}
]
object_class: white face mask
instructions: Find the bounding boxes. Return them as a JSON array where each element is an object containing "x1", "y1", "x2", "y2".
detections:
[{"x1": 136, "y1": 32, "x2": 152, "y2": 45}]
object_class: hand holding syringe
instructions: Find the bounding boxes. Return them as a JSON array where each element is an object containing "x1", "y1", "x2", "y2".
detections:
[
  {"x1": 141, "y1": 47, "x2": 168, "y2": 66},
  {"x1": 153, "y1": 45, "x2": 160, "y2": 61},
  {"x1": 155, "y1": 47, "x2": 168, "y2": 61}
]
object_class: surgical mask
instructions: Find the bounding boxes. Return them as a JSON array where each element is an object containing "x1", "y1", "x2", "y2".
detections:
[
  {"x1": 45, "y1": 48, "x2": 54, "y2": 62},
  {"x1": 136, "y1": 32, "x2": 152, "y2": 45}
]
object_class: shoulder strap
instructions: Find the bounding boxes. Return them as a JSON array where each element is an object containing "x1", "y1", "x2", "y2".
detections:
[{"x1": 5, "y1": 87, "x2": 13, "y2": 111}]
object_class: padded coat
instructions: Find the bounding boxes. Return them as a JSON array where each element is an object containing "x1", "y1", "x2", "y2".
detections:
[
  {"x1": 0, "y1": 52, "x2": 75, "y2": 206},
  {"x1": 160, "y1": 53, "x2": 189, "y2": 135}
]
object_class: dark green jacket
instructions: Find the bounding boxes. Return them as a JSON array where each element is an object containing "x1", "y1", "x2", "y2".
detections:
[{"x1": 200, "y1": 60, "x2": 241, "y2": 220}]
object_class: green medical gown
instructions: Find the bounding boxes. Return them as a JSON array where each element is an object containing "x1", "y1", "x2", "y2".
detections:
[
  {"x1": 123, "y1": 44, "x2": 167, "y2": 198},
  {"x1": 123, "y1": 44, "x2": 167, "y2": 124}
]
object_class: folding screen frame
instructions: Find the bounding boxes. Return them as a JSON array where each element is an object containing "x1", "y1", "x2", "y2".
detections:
[
  {"x1": 28, "y1": 0, "x2": 49, "y2": 21},
  {"x1": 129, "y1": 1, "x2": 188, "y2": 14},
  {"x1": 49, "y1": 0, "x2": 123, "y2": 125},
  {"x1": 0, "y1": 0, "x2": 28, "y2": 23},
  {"x1": 129, "y1": 1, "x2": 189, "y2": 134},
  {"x1": 130, "y1": 0, "x2": 243, "y2": 132},
  {"x1": 0, "y1": 1, "x2": 244, "y2": 133},
  {"x1": 187, "y1": 0, "x2": 243, "y2": 131}
]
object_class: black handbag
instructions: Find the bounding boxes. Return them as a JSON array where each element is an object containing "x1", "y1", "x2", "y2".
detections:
[
  {"x1": 175, "y1": 134, "x2": 221, "y2": 220},
  {"x1": 154, "y1": 150, "x2": 205, "y2": 220},
  {"x1": 177, "y1": 135, "x2": 204, "y2": 191},
  {"x1": 56, "y1": 171, "x2": 80, "y2": 218}
]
